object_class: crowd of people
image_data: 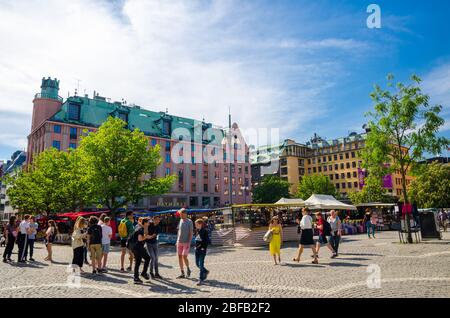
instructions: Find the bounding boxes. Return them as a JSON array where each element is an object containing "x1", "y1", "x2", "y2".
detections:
[{"x1": 1, "y1": 208, "x2": 210, "y2": 286}]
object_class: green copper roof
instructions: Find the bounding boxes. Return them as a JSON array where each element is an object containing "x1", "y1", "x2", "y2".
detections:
[{"x1": 50, "y1": 95, "x2": 224, "y2": 144}]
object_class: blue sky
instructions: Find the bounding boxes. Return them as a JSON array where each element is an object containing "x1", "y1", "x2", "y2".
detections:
[{"x1": 0, "y1": 0, "x2": 449, "y2": 162}]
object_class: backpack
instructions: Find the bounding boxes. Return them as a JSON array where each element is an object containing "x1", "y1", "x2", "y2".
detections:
[
  {"x1": 323, "y1": 220, "x2": 332, "y2": 236},
  {"x1": 118, "y1": 219, "x2": 128, "y2": 238}
]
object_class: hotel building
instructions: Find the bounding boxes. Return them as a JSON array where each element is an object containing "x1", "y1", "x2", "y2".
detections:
[{"x1": 27, "y1": 77, "x2": 251, "y2": 209}]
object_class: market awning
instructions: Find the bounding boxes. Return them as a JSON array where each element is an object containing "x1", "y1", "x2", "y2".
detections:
[
  {"x1": 304, "y1": 194, "x2": 357, "y2": 210},
  {"x1": 274, "y1": 198, "x2": 305, "y2": 206},
  {"x1": 355, "y1": 202, "x2": 396, "y2": 208}
]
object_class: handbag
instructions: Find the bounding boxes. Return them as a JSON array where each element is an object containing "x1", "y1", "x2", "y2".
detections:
[{"x1": 263, "y1": 229, "x2": 273, "y2": 243}]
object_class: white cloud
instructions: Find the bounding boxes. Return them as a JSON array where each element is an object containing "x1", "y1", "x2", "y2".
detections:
[{"x1": 0, "y1": 0, "x2": 370, "y2": 150}]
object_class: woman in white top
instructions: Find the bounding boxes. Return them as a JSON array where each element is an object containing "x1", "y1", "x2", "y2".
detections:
[{"x1": 293, "y1": 208, "x2": 318, "y2": 264}]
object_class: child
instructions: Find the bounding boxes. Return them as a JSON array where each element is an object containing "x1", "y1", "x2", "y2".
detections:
[
  {"x1": 194, "y1": 219, "x2": 210, "y2": 286},
  {"x1": 100, "y1": 217, "x2": 113, "y2": 273}
]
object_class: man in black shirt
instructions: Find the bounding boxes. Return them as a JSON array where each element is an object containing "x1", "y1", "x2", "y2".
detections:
[
  {"x1": 146, "y1": 216, "x2": 162, "y2": 279},
  {"x1": 131, "y1": 218, "x2": 152, "y2": 284},
  {"x1": 194, "y1": 219, "x2": 210, "y2": 286}
]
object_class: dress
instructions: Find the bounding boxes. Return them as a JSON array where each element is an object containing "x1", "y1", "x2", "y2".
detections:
[{"x1": 269, "y1": 226, "x2": 281, "y2": 255}]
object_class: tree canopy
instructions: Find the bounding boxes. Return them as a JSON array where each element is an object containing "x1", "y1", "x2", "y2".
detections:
[
  {"x1": 252, "y1": 175, "x2": 290, "y2": 203},
  {"x1": 296, "y1": 174, "x2": 337, "y2": 200}
]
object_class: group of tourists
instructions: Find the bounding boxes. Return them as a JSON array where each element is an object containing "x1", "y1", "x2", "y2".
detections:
[
  {"x1": 1, "y1": 209, "x2": 210, "y2": 286},
  {"x1": 2, "y1": 214, "x2": 57, "y2": 263},
  {"x1": 267, "y1": 208, "x2": 343, "y2": 265}
]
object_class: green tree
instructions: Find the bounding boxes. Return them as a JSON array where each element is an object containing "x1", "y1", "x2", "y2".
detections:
[
  {"x1": 252, "y1": 175, "x2": 290, "y2": 203},
  {"x1": 78, "y1": 116, "x2": 175, "y2": 215},
  {"x1": 362, "y1": 74, "x2": 449, "y2": 243},
  {"x1": 409, "y1": 162, "x2": 450, "y2": 208},
  {"x1": 296, "y1": 174, "x2": 337, "y2": 200},
  {"x1": 348, "y1": 175, "x2": 394, "y2": 205}
]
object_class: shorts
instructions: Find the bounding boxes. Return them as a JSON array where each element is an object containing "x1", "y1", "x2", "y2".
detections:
[
  {"x1": 102, "y1": 244, "x2": 110, "y2": 253},
  {"x1": 317, "y1": 234, "x2": 328, "y2": 245},
  {"x1": 120, "y1": 238, "x2": 128, "y2": 248},
  {"x1": 176, "y1": 242, "x2": 191, "y2": 256},
  {"x1": 89, "y1": 244, "x2": 102, "y2": 259}
]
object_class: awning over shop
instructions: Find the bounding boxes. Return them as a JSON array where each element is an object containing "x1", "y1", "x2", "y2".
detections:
[
  {"x1": 274, "y1": 198, "x2": 305, "y2": 206},
  {"x1": 304, "y1": 194, "x2": 357, "y2": 210}
]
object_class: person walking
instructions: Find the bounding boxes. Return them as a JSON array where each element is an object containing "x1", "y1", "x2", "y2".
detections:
[
  {"x1": 25, "y1": 216, "x2": 38, "y2": 262},
  {"x1": 17, "y1": 214, "x2": 32, "y2": 263},
  {"x1": 370, "y1": 212, "x2": 378, "y2": 238},
  {"x1": 72, "y1": 217, "x2": 88, "y2": 273},
  {"x1": 438, "y1": 210, "x2": 448, "y2": 232},
  {"x1": 44, "y1": 220, "x2": 58, "y2": 262},
  {"x1": 327, "y1": 210, "x2": 342, "y2": 257},
  {"x1": 130, "y1": 217, "x2": 151, "y2": 284},
  {"x1": 268, "y1": 216, "x2": 283, "y2": 265},
  {"x1": 118, "y1": 211, "x2": 135, "y2": 272},
  {"x1": 364, "y1": 209, "x2": 374, "y2": 239},
  {"x1": 314, "y1": 212, "x2": 336, "y2": 258},
  {"x1": 100, "y1": 217, "x2": 113, "y2": 272},
  {"x1": 2, "y1": 216, "x2": 17, "y2": 263},
  {"x1": 87, "y1": 216, "x2": 103, "y2": 275},
  {"x1": 293, "y1": 208, "x2": 318, "y2": 264},
  {"x1": 194, "y1": 218, "x2": 210, "y2": 286},
  {"x1": 146, "y1": 216, "x2": 162, "y2": 279},
  {"x1": 176, "y1": 208, "x2": 193, "y2": 279}
]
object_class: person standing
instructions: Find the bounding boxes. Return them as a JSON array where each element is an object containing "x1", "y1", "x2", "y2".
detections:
[
  {"x1": 194, "y1": 218, "x2": 210, "y2": 286},
  {"x1": 44, "y1": 220, "x2": 58, "y2": 262},
  {"x1": 118, "y1": 211, "x2": 135, "y2": 272},
  {"x1": 293, "y1": 208, "x2": 318, "y2": 264},
  {"x1": 72, "y1": 217, "x2": 88, "y2": 273},
  {"x1": 176, "y1": 208, "x2": 193, "y2": 279},
  {"x1": 438, "y1": 210, "x2": 448, "y2": 232},
  {"x1": 131, "y1": 218, "x2": 151, "y2": 284},
  {"x1": 2, "y1": 216, "x2": 17, "y2": 263},
  {"x1": 24, "y1": 216, "x2": 38, "y2": 262},
  {"x1": 146, "y1": 216, "x2": 162, "y2": 279},
  {"x1": 370, "y1": 212, "x2": 378, "y2": 238},
  {"x1": 268, "y1": 216, "x2": 283, "y2": 265},
  {"x1": 17, "y1": 214, "x2": 32, "y2": 263},
  {"x1": 100, "y1": 217, "x2": 113, "y2": 272},
  {"x1": 327, "y1": 210, "x2": 342, "y2": 257},
  {"x1": 87, "y1": 216, "x2": 103, "y2": 275},
  {"x1": 314, "y1": 212, "x2": 336, "y2": 258},
  {"x1": 364, "y1": 209, "x2": 374, "y2": 239}
]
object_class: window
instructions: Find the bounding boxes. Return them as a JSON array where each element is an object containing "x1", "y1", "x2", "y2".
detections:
[
  {"x1": 68, "y1": 103, "x2": 80, "y2": 121},
  {"x1": 165, "y1": 141, "x2": 171, "y2": 151},
  {"x1": 313, "y1": 167, "x2": 317, "y2": 173},
  {"x1": 329, "y1": 165, "x2": 332, "y2": 171},
  {"x1": 151, "y1": 139, "x2": 157, "y2": 147},
  {"x1": 215, "y1": 184, "x2": 219, "y2": 193},
  {"x1": 351, "y1": 152, "x2": 356, "y2": 158},
  {"x1": 191, "y1": 183, "x2": 197, "y2": 192},
  {"x1": 352, "y1": 161, "x2": 357, "y2": 168},
  {"x1": 54, "y1": 125, "x2": 61, "y2": 133},
  {"x1": 342, "y1": 183, "x2": 346, "y2": 189},
  {"x1": 348, "y1": 182, "x2": 352, "y2": 188},
  {"x1": 340, "y1": 163, "x2": 344, "y2": 169},
  {"x1": 70, "y1": 127, "x2": 77, "y2": 139},
  {"x1": 335, "y1": 164, "x2": 339, "y2": 170},
  {"x1": 165, "y1": 153, "x2": 171, "y2": 163},
  {"x1": 330, "y1": 174, "x2": 334, "y2": 180},
  {"x1": 354, "y1": 182, "x2": 358, "y2": 188},
  {"x1": 345, "y1": 152, "x2": 350, "y2": 159},
  {"x1": 341, "y1": 173, "x2": 345, "y2": 179},
  {"x1": 118, "y1": 112, "x2": 128, "y2": 123},
  {"x1": 339, "y1": 154, "x2": 343, "y2": 160},
  {"x1": 334, "y1": 154, "x2": 338, "y2": 161},
  {"x1": 224, "y1": 176, "x2": 229, "y2": 184},
  {"x1": 162, "y1": 120, "x2": 171, "y2": 135},
  {"x1": 203, "y1": 184, "x2": 208, "y2": 192},
  {"x1": 335, "y1": 174, "x2": 339, "y2": 180},
  {"x1": 52, "y1": 140, "x2": 60, "y2": 150},
  {"x1": 165, "y1": 168, "x2": 171, "y2": 176},
  {"x1": 346, "y1": 162, "x2": 350, "y2": 169},
  {"x1": 69, "y1": 143, "x2": 77, "y2": 149},
  {"x1": 191, "y1": 170, "x2": 196, "y2": 178},
  {"x1": 318, "y1": 167, "x2": 322, "y2": 173},
  {"x1": 336, "y1": 183, "x2": 340, "y2": 189}
]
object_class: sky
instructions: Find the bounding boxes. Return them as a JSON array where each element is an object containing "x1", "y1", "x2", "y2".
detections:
[{"x1": 0, "y1": 0, "x2": 449, "y2": 161}]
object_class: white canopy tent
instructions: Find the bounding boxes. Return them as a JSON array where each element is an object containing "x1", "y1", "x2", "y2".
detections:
[
  {"x1": 274, "y1": 198, "x2": 305, "y2": 206},
  {"x1": 304, "y1": 194, "x2": 357, "y2": 210}
]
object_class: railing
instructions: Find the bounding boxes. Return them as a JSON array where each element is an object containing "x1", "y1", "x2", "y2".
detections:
[{"x1": 34, "y1": 93, "x2": 64, "y2": 102}]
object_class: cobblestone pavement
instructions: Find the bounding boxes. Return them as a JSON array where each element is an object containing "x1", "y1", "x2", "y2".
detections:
[{"x1": 1, "y1": 231, "x2": 449, "y2": 298}]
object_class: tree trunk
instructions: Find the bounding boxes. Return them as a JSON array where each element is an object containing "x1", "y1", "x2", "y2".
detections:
[{"x1": 401, "y1": 168, "x2": 413, "y2": 244}]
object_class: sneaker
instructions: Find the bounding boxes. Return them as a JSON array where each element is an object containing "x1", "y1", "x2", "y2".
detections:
[
  {"x1": 186, "y1": 268, "x2": 191, "y2": 278},
  {"x1": 312, "y1": 259, "x2": 319, "y2": 264},
  {"x1": 196, "y1": 281, "x2": 203, "y2": 286},
  {"x1": 7, "y1": 258, "x2": 12, "y2": 262},
  {"x1": 29, "y1": 258, "x2": 35, "y2": 262},
  {"x1": 134, "y1": 278, "x2": 143, "y2": 284},
  {"x1": 126, "y1": 266, "x2": 132, "y2": 272},
  {"x1": 150, "y1": 272, "x2": 155, "y2": 279},
  {"x1": 120, "y1": 268, "x2": 125, "y2": 273},
  {"x1": 2, "y1": 259, "x2": 7, "y2": 263},
  {"x1": 154, "y1": 274, "x2": 163, "y2": 279},
  {"x1": 141, "y1": 273, "x2": 150, "y2": 280},
  {"x1": 176, "y1": 273, "x2": 186, "y2": 279},
  {"x1": 330, "y1": 254, "x2": 337, "y2": 259},
  {"x1": 92, "y1": 269, "x2": 97, "y2": 275},
  {"x1": 204, "y1": 270, "x2": 210, "y2": 280},
  {"x1": 97, "y1": 268, "x2": 106, "y2": 274}
]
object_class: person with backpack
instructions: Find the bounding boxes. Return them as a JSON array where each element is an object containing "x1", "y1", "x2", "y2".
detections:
[
  {"x1": 314, "y1": 212, "x2": 336, "y2": 259},
  {"x1": 327, "y1": 210, "x2": 342, "y2": 257},
  {"x1": 130, "y1": 217, "x2": 152, "y2": 284},
  {"x1": 118, "y1": 211, "x2": 135, "y2": 272},
  {"x1": 87, "y1": 216, "x2": 103, "y2": 275},
  {"x1": 194, "y1": 218, "x2": 210, "y2": 286}
]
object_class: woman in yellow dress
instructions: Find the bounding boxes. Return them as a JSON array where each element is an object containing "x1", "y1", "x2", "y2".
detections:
[{"x1": 269, "y1": 216, "x2": 283, "y2": 265}]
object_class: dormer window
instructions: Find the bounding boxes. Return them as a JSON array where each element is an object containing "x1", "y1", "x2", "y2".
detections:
[
  {"x1": 118, "y1": 112, "x2": 128, "y2": 123},
  {"x1": 162, "y1": 120, "x2": 171, "y2": 136},
  {"x1": 68, "y1": 103, "x2": 80, "y2": 121}
]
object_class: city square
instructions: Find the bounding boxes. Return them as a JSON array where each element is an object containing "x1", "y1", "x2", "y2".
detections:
[{"x1": 1, "y1": 231, "x2": 449, "y2": 298}]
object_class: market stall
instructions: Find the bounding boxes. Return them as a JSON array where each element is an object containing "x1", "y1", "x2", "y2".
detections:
[{"x1": 356, "y1": 203, "x2": 397, "y2": 231}]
